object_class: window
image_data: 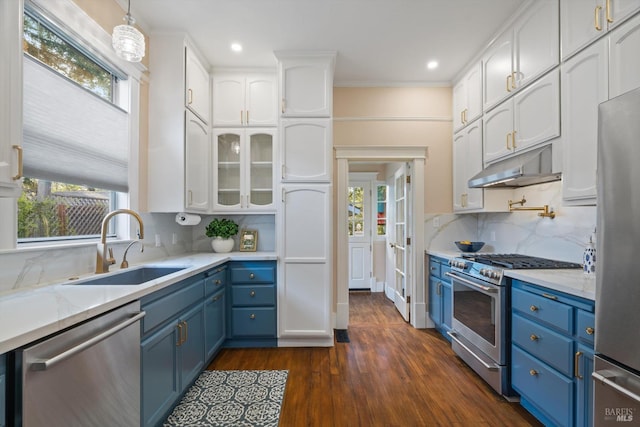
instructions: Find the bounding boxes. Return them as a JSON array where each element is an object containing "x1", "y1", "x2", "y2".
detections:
[
  {"x1": 376, "y1": 183, "x2": 388, "y2": 237},
  {"x1": 348, "y1": 186, "x2": 365, "y2": 237},
  {"x1": 18, "y1": 7, "x2": 130, "y2": 242}
]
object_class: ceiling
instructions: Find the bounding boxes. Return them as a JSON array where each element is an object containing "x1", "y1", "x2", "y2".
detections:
[{"x1": 129, "y1": 0, "x2": 527, "y2": 86}]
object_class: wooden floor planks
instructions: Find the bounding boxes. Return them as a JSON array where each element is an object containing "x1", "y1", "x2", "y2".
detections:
[{"x1": 207, "y1": 291, "x2": 542, "y2": 426}]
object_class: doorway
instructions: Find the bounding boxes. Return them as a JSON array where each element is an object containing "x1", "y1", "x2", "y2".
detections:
[
  {"x1": 335, "y1": 146, "x2": 427, "y2": 330},
  {"x1": 348, "y1": 174, "x2": 374, "y2": 290}
]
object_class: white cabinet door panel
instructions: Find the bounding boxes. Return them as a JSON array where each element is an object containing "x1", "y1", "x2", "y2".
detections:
[
  {"x1": 513, "y1": 70, "x2": 560, "y2": 152},
  {"x1": 609, "y1": 0, "x2": 640, "y2": 29},
  {"x1": 483, "y1": 31, "x2": 513, "y2": 111},
  {"x1": 561, "y1": 0, "x2": 603, "y2": 60},
  {"x1": 281, "y1": 119, "x2": 332, "y2": 182},
  {"x1": 212, "y1": 75, "x2": 244, "y2": 126},
  {"x1": 280, "y1": 262, "x2": 331, "y2": 336},
  {"x1": 483, "y1": 101, "x2": 514, "y2": 163},
  {"x1": 453, "y1": 121, "x2": 483, "y2": 212},
  {"x1": 609, "y1": 13, "x2": 640, "y2": 98},
  {"x1": 185, "y1": 112, "x2": 210, "y2": 212},
  {"x1": 246, "y1": 75, "x2": 277, "y2": 126},
  {"x1": 514, "y1": 0, "x2": 559, "y2": 88},
  {"x1": 562, "y1": 39, "x2": 608, "y2": 202},
  {"x1": 282, "y1": 186, "x2": 329, "y2": 259},
  {"x1": 280, "y1": 58, "x2": 333, "y2": 117},
  {"x1": 185, "y1": 47, "x2": 210, "y2": 124}
]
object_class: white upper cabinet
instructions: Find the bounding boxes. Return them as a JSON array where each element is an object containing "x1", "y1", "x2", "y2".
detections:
[
  {"x1": 513, "y1": 0, "x2": 560, "y2": 89},
  {"x1": 212, "y1": 73, "x2": 277, "y2": 126},
  {"x1": 483, "y1": 30, "x2": 514, "y2": 111},
  {"x1": 185, "y1": 46, "x2": 211, "y2": 124},
  {"x1": 452, "y1": 62, "x2": 482, "y2": 132},
  {"x1": 609, "y1": 12, "x2": 640, "y2": 98},
  {"x1": 453, "y1": 120, "x2": 484, "y2": 211},
  {"x1": 276, "y1": 52, "x2": 336, "y2": 117},
  {"x1": 484, "y1": 70, "x2": 560, "y2": 164},
  {"x1": 561, "y1": 0, "x2": 640, "y2": 60},
  {"x1": 185, "y1": 111, "x2": 210, "y2": 212},
  {"x1": 212, "y1": 128, "x2": 276, "y2": 212},
  {"x1": 561, "y1": 39, "x2": 608, "y2": 203},
  {"x1": 0, "y1": 0, "x2": 22, "y2": 197},
  {"x1": 280, "y1": 119, "x2": 332, "y2": 182},
  {"x1": 483, "y1": 0, "x2": 559, "y2": 112}
]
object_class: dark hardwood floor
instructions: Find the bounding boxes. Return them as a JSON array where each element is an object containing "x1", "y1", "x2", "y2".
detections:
[{"x1": 207, "y1": 291, "x2": 542, "y2": 426}]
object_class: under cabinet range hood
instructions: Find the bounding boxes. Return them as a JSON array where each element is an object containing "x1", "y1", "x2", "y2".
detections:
[{"x1": 468, "y1": 145, "x2": 561, "y2": 188}]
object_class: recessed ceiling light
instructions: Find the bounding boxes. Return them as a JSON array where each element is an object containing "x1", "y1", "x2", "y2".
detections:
[
  {"x1": 427, "y1": 60, "x2": 439, "y2": 70},
  {"x1": 231, "y1": 43, "x2": 243, "y2": 52}
]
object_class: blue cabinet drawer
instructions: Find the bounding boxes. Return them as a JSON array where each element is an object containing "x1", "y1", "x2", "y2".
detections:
[
  {"x1": 232, "y1": 284, "x2": 276, "y2": 306},
  {"x1": 231, "y1": 307, "x2": 276, "y2": 337},
  {"x1": 142, "y1": 279, "x2": 204, "y2": 335},
  {"x1": 512, "y1": 287, "x2": 572, "y2": 334},
  {"x1": 512, "y1": 313, "x2": 573, "y2": 376},
  {"x1": 204, "y1": 267, "x2": 226, "y2": 297},
  {"x1": 576, "y1": 309, "x2": 595, "y2": 345},
  {"x1": 428, "y1": 258, "x2": 441, "y2": 278},
  {"x1": 440, "y1": 263, "x2": 451, "y2": 281},
  {"x1": 230, "y1": 265, "x2": 275, "y2": 284},
  {"x1": 512, "y1": 346, "x2": 573, "y2": 427}
]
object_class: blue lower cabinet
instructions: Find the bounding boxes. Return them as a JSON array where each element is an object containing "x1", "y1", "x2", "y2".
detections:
[
  {"x1": 204, "y1": 288, "x2": 226, "y2": 362},
  {"x1": 428, "y1": 256, "x2": 452, "y2": 340},
  {"x1": 511, "y1": 280, "x2": 595, "y2": 427},
  {"x1": 0, "y1": 353, "x2": 5, "y2": 427},
  {"x1": 226, "y1": 261, "x2": 277, "y2": 347}
]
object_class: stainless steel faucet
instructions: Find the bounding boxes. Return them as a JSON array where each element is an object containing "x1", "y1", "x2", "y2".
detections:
[{"x1": 96, "y1": 209, "x2": 145, "y2": 274}]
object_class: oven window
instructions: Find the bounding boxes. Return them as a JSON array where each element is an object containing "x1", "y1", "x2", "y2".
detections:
[{"x1": 453, "y1": 287, "x2": 496, "y2": 345}]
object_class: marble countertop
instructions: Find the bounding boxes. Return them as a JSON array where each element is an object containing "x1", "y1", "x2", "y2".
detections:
[
  {"x1": 425, "y1": 249, "x2": 594, "y2": 301},
  {"x1": 0, "y1": 252, "x2": 277, "y2": 354}
]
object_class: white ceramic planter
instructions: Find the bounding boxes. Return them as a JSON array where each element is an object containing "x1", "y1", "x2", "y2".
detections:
[{"x1": 211, "y1": 237, "x2": 234, "y2": 253}]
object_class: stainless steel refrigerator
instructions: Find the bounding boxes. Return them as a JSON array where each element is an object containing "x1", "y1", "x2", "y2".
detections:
[{"x1": 593, "y1": 87, "x2": 640, "y2": 426}]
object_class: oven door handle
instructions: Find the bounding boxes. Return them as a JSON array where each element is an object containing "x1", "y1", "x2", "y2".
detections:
[
  {"x1": 445, "y1": 272, "x2": 498, "y2": 293},
  {"x1": 447, "y1": 331, "x2": 499, "y2": 371}
]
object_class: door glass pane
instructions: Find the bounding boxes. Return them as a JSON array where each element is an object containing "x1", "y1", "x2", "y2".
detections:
[
  {"x1": 249, "y1": 133, "x2": 272, "y2": 206},
  {"x1": 376, "y1": 184, "x2": 387, "y2": 236},
  {"x1": 217, "y1": 133, "x2": 241, "y2": 206},
  {"x1": 348, "y1": 186, "x2": 365, "y2": 236}
]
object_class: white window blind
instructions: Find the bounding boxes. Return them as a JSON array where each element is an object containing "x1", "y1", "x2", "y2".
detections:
[{"x1": 23, "y1": 55, "x2": 129, "y2": 192}]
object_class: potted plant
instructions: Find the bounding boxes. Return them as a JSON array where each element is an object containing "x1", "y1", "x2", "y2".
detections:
[{"x1": 205, "y1": 218, "x2": 239, "y2": 253}]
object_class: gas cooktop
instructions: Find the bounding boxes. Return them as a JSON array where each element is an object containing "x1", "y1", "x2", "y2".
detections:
[{"x1": 461, "y1": 253, "x2": 582, "y2": 270}]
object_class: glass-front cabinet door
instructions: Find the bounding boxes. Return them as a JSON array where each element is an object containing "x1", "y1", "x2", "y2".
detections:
[{"x1": 213, "y1": 128, "x2": 275, "y2": 212}]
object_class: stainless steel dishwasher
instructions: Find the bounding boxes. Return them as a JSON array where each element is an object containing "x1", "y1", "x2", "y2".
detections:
[{"x1": 19, "y1": 301, "x2": 145, "y2": 427}]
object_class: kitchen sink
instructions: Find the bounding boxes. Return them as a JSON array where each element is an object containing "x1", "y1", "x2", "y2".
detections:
[{"x1": 72, "y1": 266, "x2": 187, "y2": 286}]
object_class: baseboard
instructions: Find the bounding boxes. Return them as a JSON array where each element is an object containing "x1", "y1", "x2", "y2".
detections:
[{"x1": 277, "y1": 337, "x2": 334, "y2": 347}]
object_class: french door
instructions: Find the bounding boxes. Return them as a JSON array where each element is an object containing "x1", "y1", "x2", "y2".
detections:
[
  {"x1": 348, "y1": 181, "x2": 372, "y2": 290},
  {"x1": 393, "y1": 165, "x2": 410, "y2": 321}
]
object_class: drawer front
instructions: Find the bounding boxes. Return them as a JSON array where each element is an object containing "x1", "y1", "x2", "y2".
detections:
[
  {"x1": 512, "y1": 287, "x2": 572, "y2": 334},
  {"x1": 440, "y1": 263, "x2": 451, "y2": 281},
  {"x1": 205, "y1": 268, "x2": 226, "y2": 297},
  {"x1": 232, "y1": 284, "x2": 276, "y2": 306},
  {"x1": 428, "y1": 258, "x2": 441, "y2": 278},
  {"x1": 230, "y1": 266, "x2": 275, "y2": 284},
  {"x1": 576, "y1": 309, "x2": 595, "y2": 345},
  {"x1": 142, "y1": 279, "x2": 204, "y2": 335},
  {"x1": 512, "y1": 346, "x2": 573, "y2": 427},
  {"x1": 512, "y1": 313, "x2": 573, "y2": 376},
  {"x1": 231, "y1": 307, "x2": 276, "y2": 337}
]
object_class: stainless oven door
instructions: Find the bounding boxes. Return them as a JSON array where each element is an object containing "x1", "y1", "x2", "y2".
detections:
[{"x1": 446, "y1": 271, "x2": 503, "y2": 364}]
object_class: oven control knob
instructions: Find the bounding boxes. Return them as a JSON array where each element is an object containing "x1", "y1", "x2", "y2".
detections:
[
  {"x1": 480, "y1": 268, "x2": 486, "y2": 276},
  {"x1": 491, "y1": 271, "x2": 500, "y2": 279}
]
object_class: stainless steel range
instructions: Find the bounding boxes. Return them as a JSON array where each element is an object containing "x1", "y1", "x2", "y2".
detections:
[{"x1": 445, "y1": 253, "x2": 581, "y2": 398}]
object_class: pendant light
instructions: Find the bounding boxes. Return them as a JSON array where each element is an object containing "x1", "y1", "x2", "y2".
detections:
[{"x1": 112, "y1": 0, "x2": 145, "y2": 62}]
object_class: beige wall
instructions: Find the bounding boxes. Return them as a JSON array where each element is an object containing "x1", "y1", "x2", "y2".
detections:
[
  {"x1": 71, "y1": 0, "x2": 150, "y2": 210},
  {"x1": 334, "y1": 87, "x2": 453, "y2": 213}
]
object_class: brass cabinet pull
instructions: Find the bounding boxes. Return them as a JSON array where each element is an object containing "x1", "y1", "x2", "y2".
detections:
[
  {"x1": 530, "y1": 334, "x2": 539, "y2": 341},
  {"x1": 240, "y1": 110, "x2": 243, "y2": 124},
  {"x1": 250, "y1": 313, "x2": 256, "y2": 320},
  {"x1": 595, "y1": 5, "x2": 603, "y2": 31},
  {"x1": 281, "y1": 98, "x2": 286, "y2": 114},
  {"x1": 183, "y1": 321, "x2": 188, "y2": 343},
  {"x1": 512, "y1": 131, "x2": 517, "y2": 148},
  {"x1": 246, "y1": 110, "x2": 249, "y2": 124},
  {"x1": 606, "y1": 0, "x2": 613, "y2": 23},
  {"x1": 430, "y1": 266, "x2": 437, "y2": 271},
  {"x1": 212, "y1": 295, "x2": 221, "y2": 302},
  {"x1": 176, "y1": 322, "x2": 183, "y2": 346},
  {"x1": 188, "y1": 190, "x2": 193, "y2": 205},
  {"x1": 250, "y1": 290, "x2": 256, "y2": 297},
  {"x1": 214, "y1": 279, "x2": 222, "y2": 285},
  {"x1": 461, "y1": 110, "x2": 465, "y2": 125},
  {"x1": 530, "y1": 305, "x2": 539, "y2": 312},
  {"x1": 574, "y1": 351, "x2": 583, "y2": 379},
  {"x1": 506, "y1": 132, "x2": 512, "y2": 150},
  {"x1": 12, "y1": 145, "x2": 23, "y2": 180},
  {"x1": 506, "y1": 74, "x2": 512, "y2": 92},
  {"x1": 249, "y1": 273, "x2": 255, "y2": 279},
  {"x1": 586, "y1": 327, "x2": 595, "y2": 335},
  {"x1": 188, "y1": 88, "x2": 193, "y2": 105},
  {"x1": 529, "y1": 369, "x2": 538, "y2": 376},
  {"x1": 436, "y1": 282, "x2": 441, "y2": 296},
  {"x1": 542, "y1": 293, "x2": 558, "y2": 300},
  {"x1": 511, "y1": 71, "x2": 517, "y2": 90}
]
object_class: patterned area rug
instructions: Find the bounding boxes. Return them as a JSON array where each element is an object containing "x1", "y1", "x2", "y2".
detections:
[{"x1": 163, "y1": 370, "x2": 288, "y2": 427}]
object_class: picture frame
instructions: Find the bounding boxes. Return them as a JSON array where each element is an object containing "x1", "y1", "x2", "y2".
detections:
[{"x1": 239, "y1": 229, "x2": 258, "y2": 252}]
